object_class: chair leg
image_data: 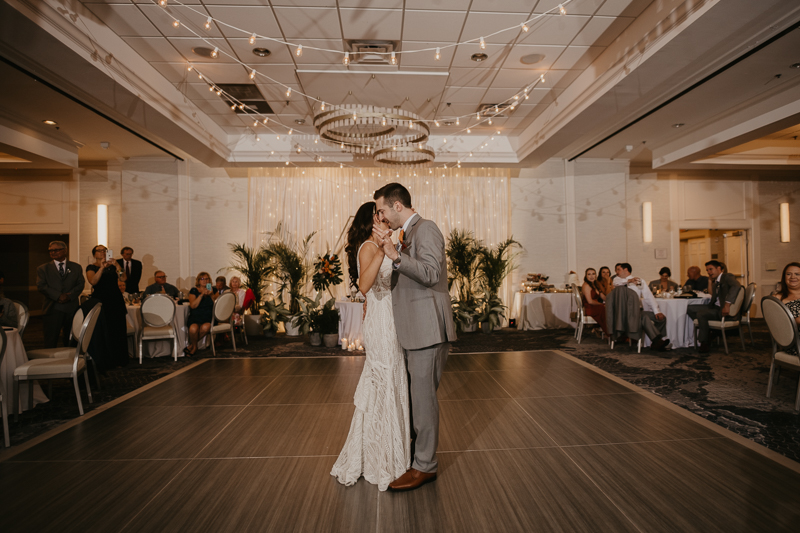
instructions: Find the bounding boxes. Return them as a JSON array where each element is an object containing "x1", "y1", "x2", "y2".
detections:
[
  {"x1": 72, "y1": 375, "x2": 84, "y2": 416},
  {"x1": 83, "y1": 370, "x2": 93, "y2": 404},
  {"x1": 211, "y1": 331, "x2": 216, "y2": 357},
  {"x1": 795, "y1": 378, "x2": 800, "y2": 411},
  {"x1": 231, "y1": 327, "x2": 237, "y2": 352},
  {"x1": 747, "y1": 322, "x2": 754, "y2": 345},
  {"x1": 13, "y1": 378, "x2": 19, "y2": 422},
  {"x1": 637, "y1": 338, "x2": 642, "y2": 354},
  {"x1": 767, "y1": 360, "x2": 776, "y2": 397},
  {"x1": 694, "y1": 324, "x2": 698, "y2": 349},
  {"x1": 739, "y1": 326, "x2": 746, "y2": 351},
  {"x1": 139, "y1": 336, "x2": 144, "y2": 365},
  {"x1": 173, "y1": 335, "x2": 179, "y2": 362},
  {"x1": 721, "y1": 329, "x2": 729, "y2": 355},
  {"x1": 577, "y1": 323, "x2": 583, "y2": 344},
  {"x1": 1, "y1": 392, "x2": 9, "y2": 447},
  {"x1": 89, "y1": 358, "x2": 101, "y2": 392}
]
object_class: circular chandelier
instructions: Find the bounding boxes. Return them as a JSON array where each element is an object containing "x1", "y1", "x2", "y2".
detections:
[
  {"x1": 313, "y1": 104, "x2": 433, "y2": 166},
  {"x1": 374, "y1": 143, "x2": 435, "y2": 168}
]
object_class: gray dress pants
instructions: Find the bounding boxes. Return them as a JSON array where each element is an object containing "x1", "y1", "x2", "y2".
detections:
[
  {"x1": 641, "y1": 311, "x2": 667, "y2": 342},
  {"x1": 405, "y1": 342, "x2": 449, "y2": 473}
]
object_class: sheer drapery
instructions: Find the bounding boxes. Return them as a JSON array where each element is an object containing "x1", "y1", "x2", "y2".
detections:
[{"x1": 249, "y1": 167, "x2": 512, "y2": 307}]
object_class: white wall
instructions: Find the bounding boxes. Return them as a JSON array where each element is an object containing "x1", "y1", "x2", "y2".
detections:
[{"x1": 757, "y1": 181, "x2": 800, "y2": 290}]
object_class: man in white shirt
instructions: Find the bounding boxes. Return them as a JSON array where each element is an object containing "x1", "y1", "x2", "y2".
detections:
[{"x1": 613, "y1": 263, "x2": 670, "y2": 351}]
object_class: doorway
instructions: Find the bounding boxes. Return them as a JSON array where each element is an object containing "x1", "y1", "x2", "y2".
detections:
[
  {"x1": 679, "y1": 229, "x2": 749, "y2": 285},
  {"x1": 0, "y1": 234, "x2": 70, "y2": 315}
]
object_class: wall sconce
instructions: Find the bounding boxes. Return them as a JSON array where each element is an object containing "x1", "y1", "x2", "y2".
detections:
[
  {"x1": 642, "y1": 201, "x2": 653, "y2": 243},
  {"x1": 97, "y1": 204, "x2": 108, "y2": 246},
  {"x1": 780, "y1": 202, "x2": 790, "y2": 242}
]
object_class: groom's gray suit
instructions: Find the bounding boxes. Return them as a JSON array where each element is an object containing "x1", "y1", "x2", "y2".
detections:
[{"x1": 391, "y1": 214, "x2": 457, "y2": 473}]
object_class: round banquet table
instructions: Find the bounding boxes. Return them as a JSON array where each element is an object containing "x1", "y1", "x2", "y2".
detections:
[
  {"x1": 126, "y1": 303, "x2": 193, "y2": 358},
  {"x1": 644, "y1": 295, "x2": 712, "y2": 349},
  {"x1": 1, "y1": 327, "x2": 48, "y2": 411},
  {"x1": 511, "y1": 292, "x2": 577, "y2": 331},
  {"x1": 335, "y1": 301, "x2": 364, "y2": 346}
]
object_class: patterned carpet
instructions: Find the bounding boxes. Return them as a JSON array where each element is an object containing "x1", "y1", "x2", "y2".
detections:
[{"x1": 4, "y1": 317, "x2": 799, "y2": 462}]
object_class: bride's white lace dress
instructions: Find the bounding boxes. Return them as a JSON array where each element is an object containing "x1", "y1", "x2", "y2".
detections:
[{"x1": 330, "y1": 242, "x2": 410, "y2": 491}]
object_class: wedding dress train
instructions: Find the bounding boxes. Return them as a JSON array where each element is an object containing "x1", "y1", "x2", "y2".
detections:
[{"x1": 330, "y1": 243, "x2": 410, "y2": 491}]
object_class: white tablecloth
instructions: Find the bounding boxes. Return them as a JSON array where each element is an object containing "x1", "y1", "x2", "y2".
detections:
[
  {"x1": 511, "y1": 292, "x2": 576, "y2": 331},
  {"x1": 126, "y1": 303, "x2": 191, "y2": 358},
  {"x1": 335, "y1": 301, "x2": 363, "y2": 346},
  {"x1": 1, "y1": 327, "x2": 48, "y2": 411},
  {"x1": 644, "y1": 296, "x2": 711, "y2": 349}
]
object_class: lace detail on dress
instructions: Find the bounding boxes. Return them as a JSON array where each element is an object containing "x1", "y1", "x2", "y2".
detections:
[{"x1": 331, "y1": 240, "x2": 410, "y2": 491}]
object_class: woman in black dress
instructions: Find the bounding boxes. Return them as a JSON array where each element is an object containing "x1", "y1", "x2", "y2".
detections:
[
  {"x1": 84, "y1": 245, "x2": 129, "y2": 372},
  {"x1": 186, "y1": 271, "x2": 218, "y2": 356}
]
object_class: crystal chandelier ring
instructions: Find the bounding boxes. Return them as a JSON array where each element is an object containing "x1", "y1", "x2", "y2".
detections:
[
  {"x1": 373, "y1": 144, "x2": 435, "y2": 168},
  {"x1": 314, "y1": 105, "x2": 430, "y2": 154}
]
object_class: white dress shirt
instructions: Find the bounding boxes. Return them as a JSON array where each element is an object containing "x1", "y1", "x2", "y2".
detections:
[
  {"x1": 714, "y1": 272, "x2": 723, "y2": 306},
  {"x1": 613, "y1": 274, "x2": 661, "y2": 314},
  {"x1": 401, "y1": 212, "x2": 419, "y2": 235},
  {"x1": 54, "y1": 260, "x2": 66, "y2": 274}
]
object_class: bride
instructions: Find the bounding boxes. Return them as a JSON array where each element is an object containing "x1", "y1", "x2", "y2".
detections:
[{"x1": 330, "y1": 201, "x2": 411, "y2": 491}]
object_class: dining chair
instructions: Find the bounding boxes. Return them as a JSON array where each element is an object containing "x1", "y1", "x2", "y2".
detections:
[
  {"x1": 139, "y1": 294, "x2": 178, "y2": 363},
  {"x1": 761, "y1": 296, "x2": 800, "y2": 410},
  {"x1": 27, "y1": 308, "x2": 102, "y2": 391},
  {"x1": 0, "y1": 328, "x2": 10, "y2": 447},
  {"x1": 739, "y1": 283, "x2": 758, "y2": 345},
  {"x1": 13, "y1": 304, "x2": 101, "y2": 418},
  {"x1": 210, "y1": 292, "x2": 237, "y2": 356},
  {"x1": 12, "y1": 301, "x2": 29, "y2": 337},
  {"x1": 693, "y1": 287, "x2": 746, "y2": 354},
  {"x1": 571, "y1": 286, "x2": 598, "y2": 344}
]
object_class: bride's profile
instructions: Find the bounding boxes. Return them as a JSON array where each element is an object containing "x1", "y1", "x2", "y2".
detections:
[{"x1": 330, "y1": 201, "x2": 410, "y2": 491}]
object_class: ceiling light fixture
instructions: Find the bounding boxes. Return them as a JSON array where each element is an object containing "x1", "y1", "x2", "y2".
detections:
[
  {"x1": 471, "y1": 53, "x2": 488, "y2": 62},
  {"x1": 42, "y1": 120, "x2": 58, "y2": 126},
  {"x1": 252, "y1": 48, "x2": 271, "y2": 57},
  {"x1": 673, "y1": 123, "x2": 685, "y2": 128},
  {"x1": 294, "y1": 119, "x2": 305, "y2": 125}
]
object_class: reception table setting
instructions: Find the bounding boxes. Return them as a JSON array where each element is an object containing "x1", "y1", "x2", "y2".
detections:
[
  {"x1": 646, "y1": 293, "x2": 712, "y2": 349},
  {"x1": 125, "y1": 302, "x2": 192, "y2": 358}
]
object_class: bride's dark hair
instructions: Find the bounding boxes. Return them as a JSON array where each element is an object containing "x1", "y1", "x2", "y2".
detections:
[{"x1": 346, "y1": 201, "x2": 377, "y2": 289}]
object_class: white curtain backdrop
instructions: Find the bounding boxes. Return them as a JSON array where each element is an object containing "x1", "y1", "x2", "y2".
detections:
[{"x1": 248, "y1": 167, "x2": 513, "y2": 308}]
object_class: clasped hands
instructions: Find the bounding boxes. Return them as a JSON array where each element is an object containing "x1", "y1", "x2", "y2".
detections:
[{"x1": 372, "y1": 225, "x2": 399, "y2": 261}]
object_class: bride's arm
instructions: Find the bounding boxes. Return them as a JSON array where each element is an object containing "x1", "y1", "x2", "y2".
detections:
[{"x1": 357, "y1": 243, "x2": 385, "y2": 296}]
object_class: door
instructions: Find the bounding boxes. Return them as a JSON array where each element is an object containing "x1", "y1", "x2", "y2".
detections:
[
  {"x1": 724, "y1": 232, "x2": 748, "y2": 285},
  {"x1": 686, "y1": 238, "x2": 709, "y2": 271}
]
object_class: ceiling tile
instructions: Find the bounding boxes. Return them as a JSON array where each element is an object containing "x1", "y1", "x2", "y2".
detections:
[
  {"x1": 404, "y1": 0, "x2": 470, "y2": 10},
  {"x1": 272, "y1": 7, "x2": 342, "y2": 39},
  {"x1": 402, "y1": 10, "x2": 467, "y2": 42},
  {"x1": 83, "y1": 4, "x2": 160, "y2": 37},
  {"x1": 516, "y1": 14, "x2": 590, "y2": 46},
  {"x1": 490, "y1": 68, "x2": 556, "y2": 89},
  {"x1": 441, "y1": 86, "x2": 488, "y2": 104},
  {"x1": 191, "y1": 98, "x2": 240, "y2": 114},
  {"x1": 139, "y1": 4, "x2": 222, "y2": 38},
  {"x1": 339, "y1": 0, "x2": 403, "y2": 7},
  {"x1": 534, "y1": 0, "x2": 603, "y2": 16},
  {"x1": 205, "y1": 6, "x2": 281, "y2": 40},
  {"x1": 551, "y1": 45, "x2": 604, "y2": 69},
  {"x1": 122, "y1": 36, "x2": 186, "y2": 62},
  {"x1": 340, "y1": 9, "x2": 403, "y2": 41},
  {"x1": 131, "y1": 0, "x2": 201, "y2": 4},
  {"x1": 251, "y1": 64, "x2": 298, "y2": 85},
  {"x1": 595, "y1": 0, "x2": 652, "y2": 17},
  {"x1": 461, "y1": 12, "x2": 531, "y2": 44},
  {"x1": 168, "y1": 37, "x2": 236, "y2": 63},
  {"x1": 269, "y1": 0, "x2": 339, "y2": 5},
  {"x1": 573, "y1": 16, "x2": 634, "y2": 47},
  {"x1": 470, "y1": 0, "x2": 538, "y2": 14},
  {"x1": 450, "y1": 43, "x2": 511, "y2": 68},
  {"x1": 226, "y1": 38, "x2": 295, "y2": 65},
  {"x1": 291, "y1": 39, "x2": 346, "y2": 64},
  {"x1": 499, "y1": 44, "x2": 566, "y2": 70},
  {"x1": 399, "y1": 41, "x2": 455, "y2": 68},
  {"x1": 447, "y1": 67, "x2": 498, "y2": 88}
]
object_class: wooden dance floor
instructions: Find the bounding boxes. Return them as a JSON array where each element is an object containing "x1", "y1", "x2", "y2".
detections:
[{"x1": 2, "y1": 350, "x2": 800, "y2": 532}]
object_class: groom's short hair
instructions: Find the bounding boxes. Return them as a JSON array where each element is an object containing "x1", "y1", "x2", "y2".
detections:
[{"x1": 374, "y1": 183, "x2": 412, "y2": 208}]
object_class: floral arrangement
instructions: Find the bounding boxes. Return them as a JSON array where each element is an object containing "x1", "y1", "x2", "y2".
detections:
[{"x1": 312, "y1": 252, "x2": 344, "y2": 293}]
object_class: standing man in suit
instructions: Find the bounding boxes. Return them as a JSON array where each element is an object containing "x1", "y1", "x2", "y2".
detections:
[
  {"x1": 36, "y1": 241, "x2": 85, "y2": 348},
  {"x1": 118, "y1": 247, "x2": 142, "y2": 294},
  {"x1": 373, "y1": 183, "x2": 457, "y2": 491},
  {"x1": 687, "y1": 259, "x2": 742, "y2": 353}
]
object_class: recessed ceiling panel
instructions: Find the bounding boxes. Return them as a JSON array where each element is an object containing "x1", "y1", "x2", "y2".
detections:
[
  {"x1": 460, "y1": 12, "x2": 531, "y2": 45},
  {"x1": 272, "y1": 7, "x2": 342, "y2": 40},
  {"x1": 205, "y1": 6, "x2": 281, "y2": 40},
  {"x1": 340, "y1": 9, "x2": 403, "y2": 41},
  {"x1": 516, "y1": 15, "x2": 590, "y2": 46},
  {"x1": 83, "y1": 3, "x2": 160, "y2": 37},
  {"x1": 402, "y1": 10, "x2": 467, "y2": 42}
]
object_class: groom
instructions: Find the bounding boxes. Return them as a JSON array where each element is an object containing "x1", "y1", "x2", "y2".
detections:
[{"x1": 373, "y1": 183, "x2": 457, "y2": 491}]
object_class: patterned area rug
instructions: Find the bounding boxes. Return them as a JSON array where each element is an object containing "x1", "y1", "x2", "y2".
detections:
[{"x1": 4, "y1": 317, "x2": 799, "y2": 463}]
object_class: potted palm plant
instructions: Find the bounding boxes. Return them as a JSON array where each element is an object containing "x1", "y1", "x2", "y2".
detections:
[
  {"x1": 446, "y1": 229, "x2": 485, "y2": 332},
  {"x1": 477, "y1": 238, "x2": 521, "y2": 333},
  {"x1": 224, "y1": 243, "x2": 273, "y2": 336},
  {"x1": 264, "y1": 230, "x2": 315, "y2": 336}
]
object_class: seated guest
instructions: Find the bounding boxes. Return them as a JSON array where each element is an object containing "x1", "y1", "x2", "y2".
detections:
[
  {"x1": 648, "y1": 267, "x2": 679, "y2": 294},
  {"x1": 215, "y1": 276, "x2": 230, "y2": 294},
  {"x1": 0, "y1": 270, "x2": 19, "y2": 328},
  {"x1": 581, "y1": 268, "x2": 608, "y2": 336},
  {"x1": 229, "y1": 276, "x2": 255, "y2": 327},
  {"x1": 614, "y1": 263, "x2": 670, "y2": 351},
  {"x1": 117, "y1": 279, "x2": 132, "y2": 301},
  {"x1": 687, "y1": 260, "x2": 742, "y2": 353},
  {"x1": 777, "y1": 262, "x2": 800, "y2": 355},
  {"x1": 186, "y1": 271, "x2": 218, "y2": 357},
  {"x1": 683, "y1": 266, "x2": 710, "y2": 293},
  {"x1": 144, "y1": 271, "x2": 181, "y2": 298},
  {"x1": 596, "y1": 266, "x2": 613, "y2": 299}
]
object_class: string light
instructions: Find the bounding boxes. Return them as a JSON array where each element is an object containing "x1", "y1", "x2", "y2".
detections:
[
  {"x1": 488, "y1": 119, "x2": 492, "y2": 125},
  {"x1": 456, "y1": 118, "x2": 460, "y2": 125},
  {"x1": 209, "y1": 85, "x2": 214, "y2": 92},
  {"x1": 231, "y1": 103, "x2": 236, "y2": 110},
  {"x1": 540, "y1": 74, "x2": 545, "y2": 83},
  {"x1": 286, "y1": 87, "x2": 291, "y2": 97},
  {"x1": 250, "y1": 68, "x2": 256, "y2": 79},
  {"x1": 263, "y1": 118, "x2": 268, "y2": 124},
  {"x1": 249, "y1": 33, "x2": 257, "y2": 45},
  {"x1": 343, "y1": 52, "x2": 350, "y2": 65},
  {"x1": 467, "y1": 128, "x2": 471, "y2": 133},
  {"x1": 256, "y1": 135, "x2": 260, "y2": 141},
  {"x1": 253, "y1": 120, "x2": 259, "y2": 127},
  {"x1": 295, "y1": 45, "x2": 303, "y2": 57},
  {"x1": 288, "y1": 129, "x2": 293, "y2": 135},
  {"x1": 211, "y1": 47, "x2": 218, "y2": 58},
  {"x1": 204, "y1": 16, "x2": 212, "y2": 30},
  {"x1": 172, "y1": 20, "x2": 180, "y2": 28},
  {"x1": 435, "y1": 120, "x2": 440, "y2": 127},
  {"x1": 158, "y1": 0, "x2": 166, "y2": 6},
  {"x1": 521, "y1": 22, "x2": 528, "y2": 32},
  {"x1": 434, "y1": 48, "x2": 441, "y2": 61},
  {"x1": 391, "y1": 52, "x2": 397, "y2": 65},
  {"x1": 479, "y1": 37, "x2": 486, "y2": 50},
  {"x1": 559, "y1": 3, "x2": 567, "y2": 15},
  {"x1": 320, "y1": 102, "x2": 326, "y2": 111},
  {"x1": 187, "y1": 64, "x2": 193, "y2": 71},
  {"x1": 476, "y1": 112, "x2": 480, "y2": 120},
  {"x1": 216, "y1": 89, "x2": 221, "y2": 95},
  {"x1": 285, "y1": 161, "x2": 289, "y2": 165}
]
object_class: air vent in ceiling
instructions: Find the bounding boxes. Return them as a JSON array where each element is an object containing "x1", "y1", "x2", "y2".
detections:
[
  {"x1": 348, "y1": 41, "x2": 397, "y2": 65},
  {"x1": 478, "y1": 103, "x2": 513, "y2": 119},
  {"x1": 216, "y1": 84, "x2": 274, "y2": 115}
]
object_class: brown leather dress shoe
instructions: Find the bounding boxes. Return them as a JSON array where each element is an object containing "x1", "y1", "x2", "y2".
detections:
[
  {"x1": 388, "y1": 468, "x2": 437, "y2": 491},
  {"x1": 698, "y1": 342, "x2": 711, "y2": 354}
]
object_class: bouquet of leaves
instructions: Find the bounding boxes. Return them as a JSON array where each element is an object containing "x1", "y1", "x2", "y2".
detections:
[{"x1": 312, "y1": 253, "x2": 344, "y2": 294}]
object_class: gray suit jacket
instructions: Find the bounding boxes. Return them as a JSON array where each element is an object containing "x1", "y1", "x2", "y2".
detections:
[
  {"x1": 391, "y1": 216, "x2": 457, "y2": 351},
  {"x1": 605, "y1": 285, "x2": 642, "y2": 340},
  {"x1": 36, "y1": 261, "x2": 85, "y2": 315},
  {"x1": 711, "y1": 272, "x2": 742, "y2": 317}
]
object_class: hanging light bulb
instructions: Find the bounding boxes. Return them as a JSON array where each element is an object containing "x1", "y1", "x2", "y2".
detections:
[
  {"x1": 443, "y1": 138, "x2": 447, "y2": 144},
  {"x1": 435, "y1": 120, "x2": 440, "y2": 127},
  {"x1": 434, "y1": 48, "x2": 441, "y2": 61},
  {"x1": 391, "y1": 52, "x2": 397, "y2": 65},
  {"x1": 521, "y1": 22, "x2": 529, "y2": 32},
  {"x1": 249, "y1": 33, "x2": 257, "y2": 45},
  {"x1": 288, "y1": 129, "x2": 293, "y2": 135},
  {"x1": 381, "y1": 117, "x2": 387, "y2": 126},
  {"x1": 513, "y1": 95, "x2": 519, "y2": 100},
  {"x1": 559, "y1": 3, "x2": 566, "y2": 15},
  {"x1": 320, "y1": 102, "x2": 326, "y2": 111},
  {"x1": 204, "y1": 17, "x2": 212, "y2": 30},
  {"x1": 209, "y1": 86, "x2": 214, "y2": 92},
  {"x1": 198, "y1": 73, "x2": 203, "y2": 80},
  {"x1": 296, "y1": 145, "x2": 301, "y2": 153},
  {"x1": 256, "y1": 135, "x2": 260, "y2": 141},
  {"x1": 249, "y1": 69, "x2": 256, "y2": 79},
  {"x1": 314, "y1": 139, "x2": 318, "y2": 144},
  {"x1": 295, "y1": 45, "x2": 303, "y2": 57},
  {"x1": 343, "y1": 52, "x2": 350, "y2": 65},
  {"x1": 340, "y1": 163, "x2": 344, "y2": 169},
  {"x1": 285, "y1": 87, "x2": 291, "y2": 98},
  {"x1": 467, "y1": 128, "x2": 471, "y2": 133},
  {"x1": 476, "y1": 112, "x2": 481, "y2": 120},
  {"x1": 479, "y1": 37, "x2": 486, "y2": 50},
  {"x1": 488, "y1": 119, "x2": 493, "y2": 125},
  {"x1": 187, "y1": 64, "x2": 193, "y2": 72},
  {"x1": 276, "y1": 135, "x2": 280, "y2": 139},
  {"x1": 456, "y1": 118, "x2": 460, "y2": 125},
  {"x1": 253, "y1": 120, "x2": 258, "y2": 127},
  {"x1": 469, "y1": 152, "x2": 473, "y2": 157},
  {"x1": 263, "y1": 118, "x2": 269, "y2": 124},
  {"x1": 158, "y1": 0, "x2": 166, "y2": 6},
  {"x1": 238, "y1": 104, "x2": 244, "y2": 110},
  {"x1": 211, "y1": 47, "x2": 219, "y2": 58},
  {"x1": 540, "y1": 74, "x2": 545, "y2": 83},
  {"x1": 230, "y1": 103, "x2": 236, "y2": 110},
  {"x1": 216, "y1": 89, "x2": 221, "y2": 95},
  {"x1": 172, "y1": 20, "x2": 180, "y2": 28},
  {"x1": 525, "y1": 94, "x2": 529, "y2": 100},
  {"x1": 285, "y1": 161, "x2": 290, "y2": 165}
]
